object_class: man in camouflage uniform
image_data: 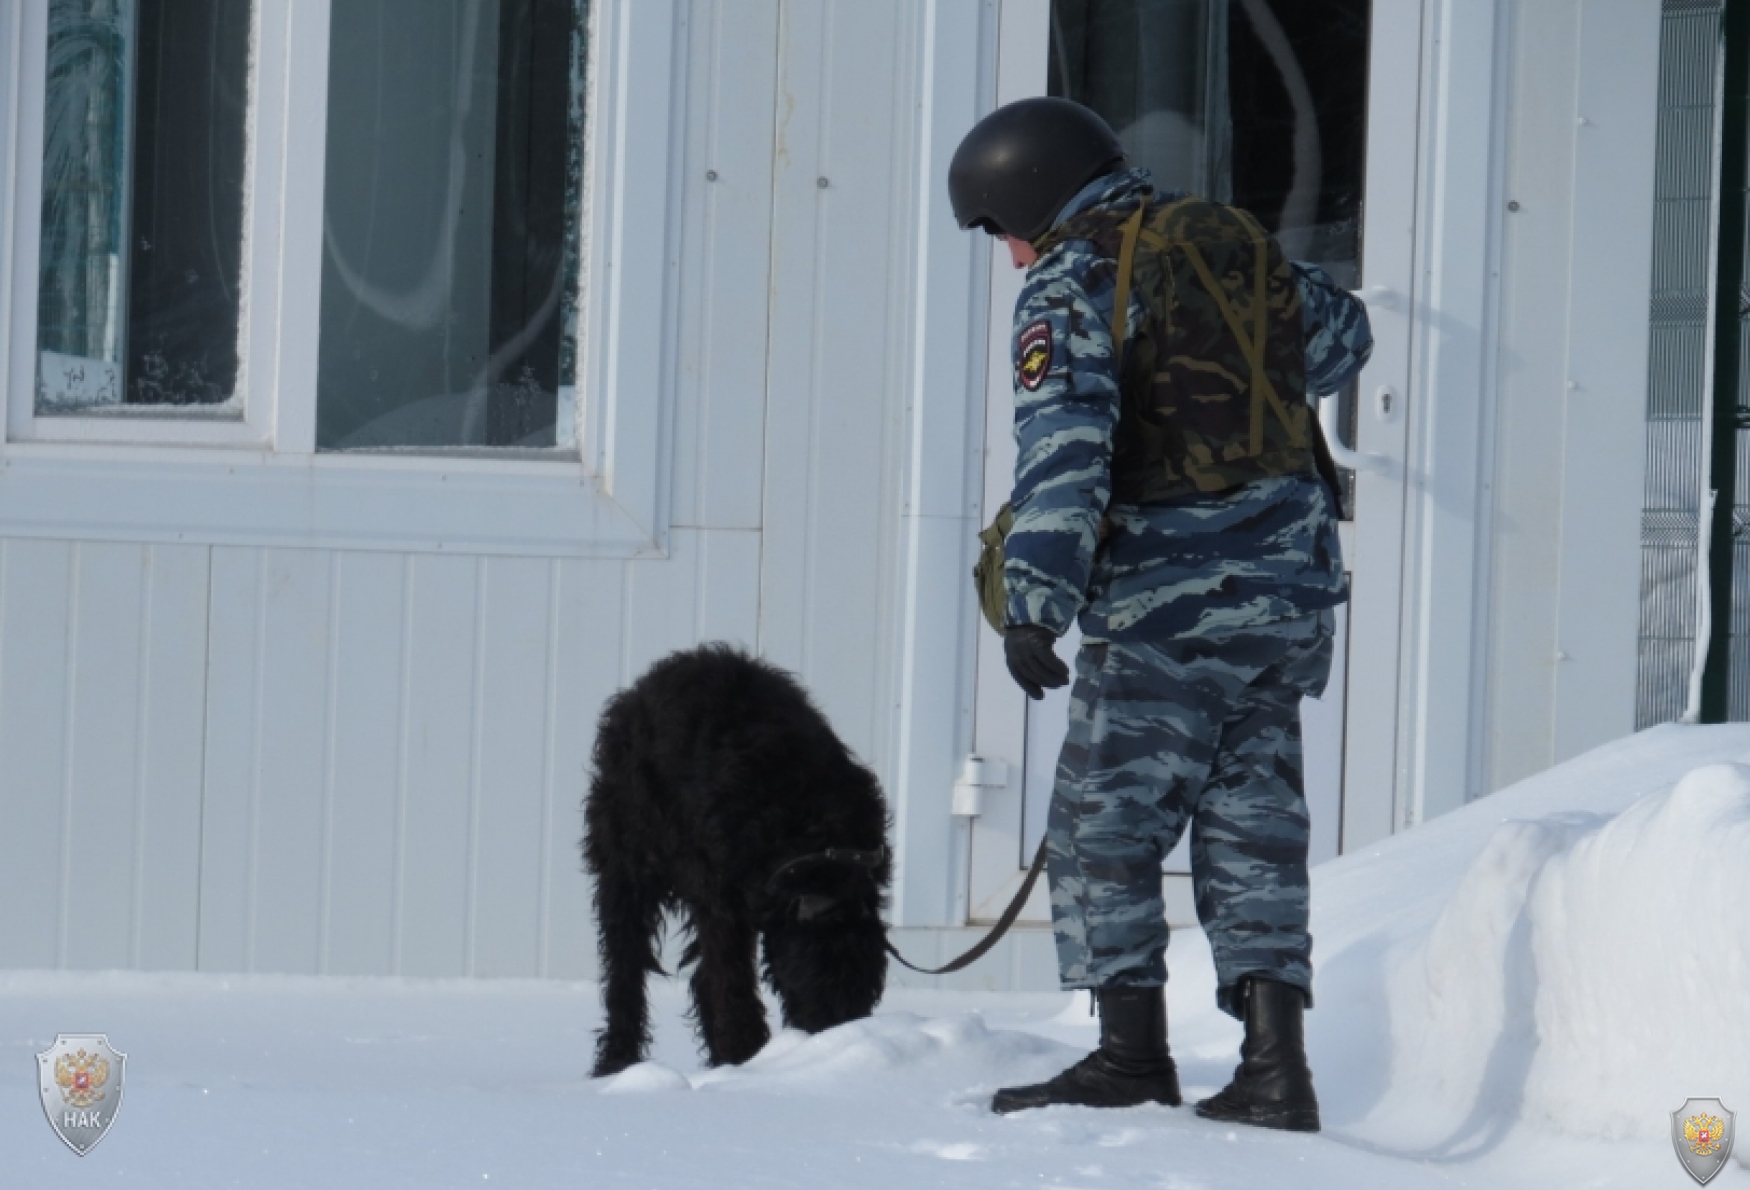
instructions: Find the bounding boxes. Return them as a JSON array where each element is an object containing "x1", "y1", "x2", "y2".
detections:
[{"x1": 948, "y1": 98, "x2": 1372, "y2": 1130}]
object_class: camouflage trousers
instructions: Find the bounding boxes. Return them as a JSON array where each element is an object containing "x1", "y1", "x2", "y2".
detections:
[{"x1": 1045, "y1": 611, "x2": 1333, "y2": 1017}]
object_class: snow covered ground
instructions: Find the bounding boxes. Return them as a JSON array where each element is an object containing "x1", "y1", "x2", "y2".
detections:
[{"x1": 4, "y1": 724, "x2": 1749, "y2": 1189}]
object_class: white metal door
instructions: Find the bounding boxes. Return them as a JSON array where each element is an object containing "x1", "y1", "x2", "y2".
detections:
[{"x1": 964, "y1": 0, "x2": 1419, "y2": 925}]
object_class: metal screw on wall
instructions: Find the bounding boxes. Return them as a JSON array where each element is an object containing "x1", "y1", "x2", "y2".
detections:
[{"x1": 817, "y1": 177, "x2": 830, "y2": 189}]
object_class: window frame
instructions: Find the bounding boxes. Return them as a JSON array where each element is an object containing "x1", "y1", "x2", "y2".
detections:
[{"x1": 0, "y1": 0, "x2": 678, "y2": 557}]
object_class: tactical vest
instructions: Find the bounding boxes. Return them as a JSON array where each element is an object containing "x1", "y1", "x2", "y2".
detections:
[{"x1": 1033, "y1": 196, "x2": 1319, "y2": 505}]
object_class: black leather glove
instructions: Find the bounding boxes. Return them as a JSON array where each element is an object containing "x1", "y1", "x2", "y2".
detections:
[{"x1": 1004, "y1": 624, "x2": 1070, "y2": 700}]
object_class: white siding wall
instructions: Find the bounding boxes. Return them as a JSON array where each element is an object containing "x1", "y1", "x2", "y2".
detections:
[
  {"x1": 1481, "y1": 0, "x2": 1660, "y2": 792},
  {"x1": 0, "y1": 0, "x2": 960, "y2": 979},
  {"x1": 0, "y1": 541, "x2": 209, "y2": 970},
  {"x1": 0, "y1": 0, "x2": 1667, "y2": 984}
]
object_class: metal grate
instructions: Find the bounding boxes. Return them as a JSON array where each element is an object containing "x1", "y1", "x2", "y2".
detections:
[{"x1": 1635, "y1": 0, "x2": 1727, "y2": 727}]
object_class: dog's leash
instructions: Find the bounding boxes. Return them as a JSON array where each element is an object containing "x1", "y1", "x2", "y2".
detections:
[
  {"x1": 883, "y1": 839, "x2": 1049, "y2": 976},
  {"x1": 766, "y1": 838, "x2": 1050, "y2": 976}
]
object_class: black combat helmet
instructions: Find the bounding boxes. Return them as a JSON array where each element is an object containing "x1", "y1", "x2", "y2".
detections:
[{"x1": 948, "y1": 97, "x2": 1125, "y2": 242}]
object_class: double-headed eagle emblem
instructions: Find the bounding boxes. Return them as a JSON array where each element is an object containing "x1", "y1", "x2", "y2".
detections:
[
  {"x1": 53, "y1": 1049, "x2": 110, "y2": 1110},
  {"x1": 1673, "y1": 1098, "x2": 1737, "y2": 1185},
  {"x1": 35, "y1": 1034, "x2": 127, "y2": 1156}
]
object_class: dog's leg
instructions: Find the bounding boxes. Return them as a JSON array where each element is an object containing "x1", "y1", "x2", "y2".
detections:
[
  {"x1": 591, "y1": 860, "x2": 667, "y2": 1078},
  {"x1": 690, "y1": 913, "x2": 770, "y2": 1067}
]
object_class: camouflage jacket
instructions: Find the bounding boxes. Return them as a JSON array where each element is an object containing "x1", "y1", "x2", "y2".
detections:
[{"x1": 1003, "y1": 167, "x2": 1373, "y2": 642}]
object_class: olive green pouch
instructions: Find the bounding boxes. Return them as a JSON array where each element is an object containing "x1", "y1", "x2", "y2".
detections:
[{"x1": 972, "y1": 502, "x2": 1014, "y2": 635}]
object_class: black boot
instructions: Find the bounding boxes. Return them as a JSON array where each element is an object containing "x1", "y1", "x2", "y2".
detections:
[
  {"x1": 991, "y1": 986, "x2": 1181, "y2": 1114},
  {"x1": 1195, "y1": 977, "x2": 1320, "y2": 1132}
]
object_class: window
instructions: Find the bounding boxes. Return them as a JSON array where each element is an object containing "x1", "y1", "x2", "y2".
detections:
[
  {"x1": 316, "y1": 0, "x2": 589, "y2": 452},
  {"x1": 3, "y1": 0, "x2": 679, "y2": 554},
  {"x1": 35, "y1": 0, "x2": 250, "y2": 414},
  {"x1": 1047, "y1": 0, "x2": 1369, "y2": 285}
]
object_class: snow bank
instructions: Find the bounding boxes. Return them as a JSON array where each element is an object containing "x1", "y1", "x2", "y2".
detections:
[
  {"x1": 4, "y1": 725, "x2": 1750, "y2": 1190},
  {"x1": 1525, "y1": 763, "x2": 1750, "y2": 1136},
  {"x1": 599, "y1": 1061, "x2": 691, "y2": 1093},
  {"x1": 1369, "y1": 750, "x2": 1750, "y2": 1145}
]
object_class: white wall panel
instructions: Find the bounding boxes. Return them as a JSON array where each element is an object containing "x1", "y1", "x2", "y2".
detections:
[
  {"x1": 471, "y1": 557, "x2": 560, "y2": 978},
  {"x1": 0, "y1": 0, "x2": 985, "y2": 980},
  {"x1": 668, "y1": 0, "x2": 780, "y2": 532},
  {"x1": 254, "y1": 550, "x2": 339, "y2": 974},
  {"x1": 169, "y1": 533, "x2": 757, "y2": 978},
  {"x1": 0, "y1": 541, "x2": 208, "y2": 970},
  {"x1": 887, "y1": 0, "x2": 994, "y2": 926},
  {"x1": 0, "y1": 541, "x2": 75, "y2": 968},
  {"x1": 542, "y1": 558, "x2": 629, "y2": 979},
  {"x1": 395, "y1": 554, "x2": 484, "y2": 978},
  {"x1": 198, "y1": 548, "x2": 335, "y2": 973},
  {"x1": 1485, "y1": 0, "x2": 1577, "y2": 790},
  {"x1": 131, "y1": 545, "x2": 211, "y2": 970},
  {"x1": 1484, "y1": 0, "x2": 1659, "y2": 792},
  {"x1": 323, "y1": 553, "x2": 411, "y2": 976},
  {"x1": 1548, "y1": 0, "x2": 1659, "y2": 762},
  {"x1": 760, "y1": 0, "x2": 913, "y2": 773},
  {"x1": 60, "y1": 543, "x2": 153, "y2": 970}
]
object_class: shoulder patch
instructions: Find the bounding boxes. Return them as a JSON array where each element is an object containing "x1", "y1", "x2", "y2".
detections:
[{"x1": 1017, "y1": 320, "x2": 1053, "y2": 391}]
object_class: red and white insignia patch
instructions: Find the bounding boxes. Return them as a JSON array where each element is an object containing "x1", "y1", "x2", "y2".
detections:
[{"x1": 1017, "y1": 320, "x2": 1053, "y2": 392}]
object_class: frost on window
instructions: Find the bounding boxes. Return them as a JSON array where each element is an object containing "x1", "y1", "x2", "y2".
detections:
[
  {"x1": 316, "y1": 0, "x2": 591, "y2": 452},
  {"x1": 35, "y1": 0, "x2": 250, "y2": 414}
]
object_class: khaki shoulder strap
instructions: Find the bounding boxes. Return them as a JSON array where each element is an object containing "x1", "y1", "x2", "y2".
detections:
[
  {"x1": 1110, "y1": 195, "x2": 1207, "y2": 357},
  {"x1": 1109, "y1": 203, "x2": 1148, "y2": 359},
  {"x1": 1174, "y1": 213, "x2": 1307, "y2": 452}
]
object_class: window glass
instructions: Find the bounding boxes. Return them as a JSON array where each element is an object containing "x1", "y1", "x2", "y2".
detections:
[
  {"x1": 1048, "y1": 0, "x2": 1369, "y2": 285},
  {"x1": 316, "y1": 0, "x2": 589, "y2": 452},
  {"x1": 36, "y1": 0, "x2": 250, "y2": 413},
  {"x1": 1050, "y1": 0, "x2": 1229, "y2": 205}
]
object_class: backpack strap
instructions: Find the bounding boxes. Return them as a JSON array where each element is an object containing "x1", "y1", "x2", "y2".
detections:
[
  {"x1": 1232, "y1": 208, "x2": 1310, "y2": 450},
  {"x1": 1176, "y1": 226, "x2": 1309, "y2": 453},
  {"x1": 1109, "y1": 202, "x2": 1149, "y2": 359}
]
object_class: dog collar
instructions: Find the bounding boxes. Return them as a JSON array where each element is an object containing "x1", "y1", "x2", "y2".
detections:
[{"x1": 763, "y1": 844, "x2": 890, "y2": 895}]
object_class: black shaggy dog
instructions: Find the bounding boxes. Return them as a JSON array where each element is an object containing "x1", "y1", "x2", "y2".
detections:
[{"x1": 583, "y1": 644, "x2": 892, "y2": 1077}]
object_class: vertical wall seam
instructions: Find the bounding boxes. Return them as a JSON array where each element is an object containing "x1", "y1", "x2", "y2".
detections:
[
  {"x1": 392, "y1": 554, "x2": 415, "y2": 975},
  {"x1": 0, "y1": 543, "x2": 6, "y2": 773},
  {"x1": 1465, "y1": 0, "x2": 1515, "y2": 798},
  {"x1": 317, "y1": 553, "x2": 343, "y2": 974},
  {"x1": 55, "y1": 545, "x2": 82, "y2": 967},
  {"x1": 0, "y1": 1, "x2": 21, "y2": 389},
  {"x1": 0, "y1": 542, "x2": 7, "y2": 838},
  {"x1": 193, "y1": 546, "x2": 216, "y2": 970},
  {"x1": 794, "y1": 4, "x2": 839, "y2": 682},
  {"x1": 618, "y1": 556, "x2": 633, "y2": 685},
  {"x1": 465, "y1": 556, "x2": 488, "y2": 976},
  {"x1": 537, "y1": 558, "x2": 561, "y2": 978},
  {"x1": 697, "y1": 0, "x2": 720, "y2": 528},
  {"x1": 754, "y1": 0, "x2": 787, "y2": 655},
  {"x1": 693, "y1": 528, "x2": 707, "y2": 640},
  {"x1": 1387, "y1": 0, "x2": 1435, "y2": 835},
  {"x1": 246, "y1": 549, "x2": 269, "y2": 971},
  {"x1": 129, "y1": 547, "x2": 157, "y2": 967}
]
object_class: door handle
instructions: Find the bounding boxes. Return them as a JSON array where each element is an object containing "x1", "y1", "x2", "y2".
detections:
[
  {"x1": 1354, "y1": 284, "x2": 1398, "y2": 310},
  {"x1": 1320, "y1": 387, "x2": 1391, "y2": 474}
]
